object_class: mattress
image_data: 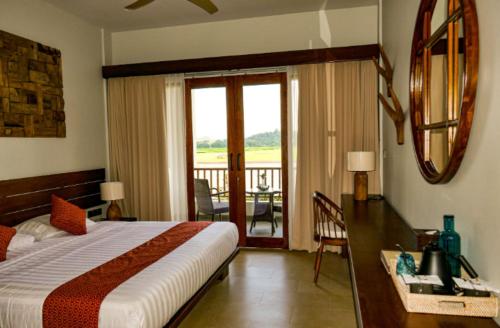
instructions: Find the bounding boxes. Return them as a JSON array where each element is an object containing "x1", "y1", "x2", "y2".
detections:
[{"x1": 0, "y1": 221, "x2": 239, "y2": 328}]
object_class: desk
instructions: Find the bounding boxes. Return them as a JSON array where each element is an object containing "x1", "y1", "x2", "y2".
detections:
[{"x1": 341, "y1": 195, "x2": 498, "y2": 328}]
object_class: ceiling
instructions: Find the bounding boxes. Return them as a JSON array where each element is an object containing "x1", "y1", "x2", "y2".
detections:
[{"x1": 43, "y1": 0, "x2": 378, "y2": 32}]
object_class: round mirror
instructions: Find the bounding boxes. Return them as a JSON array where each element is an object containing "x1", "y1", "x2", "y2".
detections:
[{"x1": 410, "y1": 0, "x2": 478, "y2": 184}]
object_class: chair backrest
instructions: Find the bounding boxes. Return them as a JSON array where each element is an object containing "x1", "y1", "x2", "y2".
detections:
[
  {"x1": 312, "y1": 191, "x2": 345, "y2": 239},
  {"x1": 194, "y1": 179, "x2": 214, "y2": 213}
]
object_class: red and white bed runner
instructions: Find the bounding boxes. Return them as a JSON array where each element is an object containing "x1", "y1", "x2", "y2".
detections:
[{"x1": 42, "y1": 221, "x2": 212, "y2": 328}]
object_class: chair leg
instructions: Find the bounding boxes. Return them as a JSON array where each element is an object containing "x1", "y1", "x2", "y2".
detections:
[
  {"x1": 341, "y1": 245, "x2": 348, "y2": 258},
  {"x1": 211, "y1": 214, "x2": 214, "y2": 222},
  {"x1": 196, "y1": 211, "x2": 199, "y2": 221},
  {"x1": 314, "y1": 243, "x2": 320, "y2": 270},
  {"x1": 314, "y1": 240, "x2": 325, "y2": 283}
]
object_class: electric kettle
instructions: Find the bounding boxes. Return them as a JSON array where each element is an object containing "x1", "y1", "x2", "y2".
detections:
[{"x1": 417, "y1": 242, "x2": 454, "y2": 294}]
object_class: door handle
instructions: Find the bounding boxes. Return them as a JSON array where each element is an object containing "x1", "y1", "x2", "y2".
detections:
[
  {"x1": 229, "y1": 153, "x2": 234, "y2": 171},
  {"x1": 237, "y1": 153, "x2": 241, "y2": 171}
]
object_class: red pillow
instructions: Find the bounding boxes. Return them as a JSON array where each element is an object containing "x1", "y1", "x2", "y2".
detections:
[
  {"x1": 0, "y1": 225, "x2": 17, "y2": 261},
  {"x1": 50, "y1": 195, "x2": 87, "y2": 235}
]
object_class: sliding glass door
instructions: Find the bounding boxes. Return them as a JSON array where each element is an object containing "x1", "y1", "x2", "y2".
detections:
[{"x1": 185, "y1": 73, "x2": 288, "y2": 248}]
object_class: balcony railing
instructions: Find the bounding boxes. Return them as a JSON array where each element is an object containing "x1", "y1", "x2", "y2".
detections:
[{"x1": 194, "y1": 166, "x2": 282, "y2": 192}]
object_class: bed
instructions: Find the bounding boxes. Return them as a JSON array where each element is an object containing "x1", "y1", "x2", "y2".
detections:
[{"x1": 0, "y1": 169, "x2": 239, "y2": 328}]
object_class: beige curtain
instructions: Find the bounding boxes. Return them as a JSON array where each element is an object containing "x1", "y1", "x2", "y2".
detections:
[
  {"x1": 291, "y1": 63, "x2": 335, "y2": 252},
  {"x1": 107, "y1": 76, "x2": 171, "y2": 220},
  {"x1": 334, "y1": 61, "x2": 380, "y2": 197},
  {"x1": 290, "y1": 61, "x2": 380, "y2": 251}
]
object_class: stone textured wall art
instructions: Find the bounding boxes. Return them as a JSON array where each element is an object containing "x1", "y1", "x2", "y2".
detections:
[{"x1": 0, "y1": 30, "x2": 65, "y2": 137}]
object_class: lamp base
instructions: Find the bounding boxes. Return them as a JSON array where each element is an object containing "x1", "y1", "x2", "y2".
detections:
[
  {"x1": 106, "y1": 200, "x2": 122, "y2": 221},
  {"x1": 354, "y1": 172, "x2": 368, "y2": 201}
]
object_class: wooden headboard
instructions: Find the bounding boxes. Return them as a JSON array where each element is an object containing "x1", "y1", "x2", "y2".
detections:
[{"x1": 0, "y1": 169, "x2": 106, "y2": 227}]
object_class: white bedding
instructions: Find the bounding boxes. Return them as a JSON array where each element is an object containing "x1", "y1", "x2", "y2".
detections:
[{"x1": 0, "y1": 221, "x2": 239, "y2": 328}]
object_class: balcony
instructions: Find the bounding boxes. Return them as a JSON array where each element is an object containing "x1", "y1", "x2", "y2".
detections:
[{"x1": 194, "y1": 166, "x2": 283, "y2": 237}]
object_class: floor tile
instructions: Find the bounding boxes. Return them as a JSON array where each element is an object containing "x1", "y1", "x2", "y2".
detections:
[{"x1": 179, "y1": 249, "x2": 356, "y2": 328}]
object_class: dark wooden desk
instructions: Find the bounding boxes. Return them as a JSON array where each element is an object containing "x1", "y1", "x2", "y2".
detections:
[{"x1": 342, "y1": 195, "x2": 498, "y2": 328}]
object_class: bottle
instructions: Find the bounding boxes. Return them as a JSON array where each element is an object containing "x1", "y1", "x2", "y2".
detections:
[{"x1": 438, "y1": 215, "x2": 461, "y2": 277}]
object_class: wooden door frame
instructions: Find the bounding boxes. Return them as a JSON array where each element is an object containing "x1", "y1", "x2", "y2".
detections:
[{"x1": 185, "y1": 73, "x2": 288, "y2": 249}]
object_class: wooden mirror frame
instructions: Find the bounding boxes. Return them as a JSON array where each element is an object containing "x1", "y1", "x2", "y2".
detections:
[{"x1": 410, "y1": 0, "x2": 479, "y2": 184}]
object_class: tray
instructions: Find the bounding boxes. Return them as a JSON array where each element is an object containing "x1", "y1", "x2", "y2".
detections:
[{"x1": 382, "y1": 250, "x2": 498, "y2": 318}]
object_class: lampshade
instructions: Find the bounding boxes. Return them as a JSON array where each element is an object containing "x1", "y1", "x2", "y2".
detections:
[
  {"x1": 100, "y1": 182, "x2": 124, "y2": 201},
  {"x1": 347, "y1": 151, "x2": 376, "y2": 172}
]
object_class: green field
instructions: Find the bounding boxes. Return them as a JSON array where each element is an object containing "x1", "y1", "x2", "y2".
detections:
[{"x1": 196, "y1": 146, "x2": 281, "y2": 163}]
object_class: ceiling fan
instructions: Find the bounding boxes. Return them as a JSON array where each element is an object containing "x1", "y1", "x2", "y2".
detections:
[{"x1": 125, "y1": 0, "x2": 218, "y2": 14}]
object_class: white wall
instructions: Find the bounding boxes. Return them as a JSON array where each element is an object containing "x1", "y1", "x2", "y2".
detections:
[
  {"x1": 0, "y1": 0, "x2": 107, "y2": 180},
  {"x1": 382, "y1": 0, "x2": 500, "y2": 323},
  {"x1": 111, "y1": 6, "x2": 378, "y2": 65}
]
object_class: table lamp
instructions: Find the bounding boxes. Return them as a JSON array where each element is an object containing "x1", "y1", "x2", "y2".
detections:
[
  {"x1": 100, "y1": 182, "x2": 124, "y2": 220},
  {"x1": 347, "y1": 151, "x2": 375, "y2": 201}
]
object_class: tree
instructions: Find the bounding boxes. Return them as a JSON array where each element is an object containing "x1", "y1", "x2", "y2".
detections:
[
  {"x1": 211, "y1": 139, "x2": 227, "y2": 148},
  {"x1": 245, "y1": 129, "x2": 281, "y2": 147},
  {"x1": 196, "y1": 141, "x2": 211, "y2": 148}
]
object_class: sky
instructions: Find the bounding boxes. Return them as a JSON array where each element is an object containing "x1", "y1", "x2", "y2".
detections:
[{"x1": 192, "y1": 84, "x2": 281, "y2": 141}]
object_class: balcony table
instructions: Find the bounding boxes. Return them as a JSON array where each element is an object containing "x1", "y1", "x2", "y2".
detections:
[{"x1": 246, "y1": 188, "x2": 281, "y2": 235}]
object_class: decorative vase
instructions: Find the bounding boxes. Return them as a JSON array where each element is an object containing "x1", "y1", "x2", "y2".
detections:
[
  {"x1": 257, "y1": 173, "x2": 269, "y2": 191},
  {"x1": 438, "y1": 215, "x2": 461, "y2": 277}
]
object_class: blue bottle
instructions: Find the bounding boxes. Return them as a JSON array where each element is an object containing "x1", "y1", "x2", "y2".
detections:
[{"x1": 439, "y1": 215, "x2": 461, "y2": 277}]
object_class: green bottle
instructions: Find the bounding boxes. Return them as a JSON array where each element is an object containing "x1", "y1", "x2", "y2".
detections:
[{"x1": 439, "y1": 215, "x2": 461, "y2": 277}]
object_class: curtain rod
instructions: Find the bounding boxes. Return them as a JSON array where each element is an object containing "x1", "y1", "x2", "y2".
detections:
[{"x1": 184, "y1": 66, "x2": 287, "y2": 79}]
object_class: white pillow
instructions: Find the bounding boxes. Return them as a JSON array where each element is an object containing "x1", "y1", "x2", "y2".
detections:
[
  {"x1": 14, "y1": 214, "x2": 96, "y2": 231},
  {"x1": 30, "y1": 214, "x2": 51, "y2": 225},
  {"x1": 86, "y1": 218, "x2": 96, "y2": 227},
  {"x1": 7, "y1": 233, "x2": 35, "y2": 251},
  {"x1": 15, "y1": 221, "x2": 68, "y2": 241}
]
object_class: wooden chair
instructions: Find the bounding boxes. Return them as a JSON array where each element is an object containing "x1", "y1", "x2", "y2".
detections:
[{"x1": 312, "y1": 191, "x2": 348, "y2": 283}]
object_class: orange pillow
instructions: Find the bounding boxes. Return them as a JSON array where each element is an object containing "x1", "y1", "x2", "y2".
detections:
[
  {"x1": 0, "y1": 225, "x2": 17, "y2": 261},
  {"x1": 50, "y1": 195, "x2": 87, "y2": 235}
]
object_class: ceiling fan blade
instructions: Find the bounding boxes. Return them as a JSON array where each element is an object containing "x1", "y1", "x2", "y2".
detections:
[
  {"x1": 125, "y1": 0, "x2": 156, "y2": 10},
  {"x1": 186, "y1": 0, "x2": 218, "y2": 14}
]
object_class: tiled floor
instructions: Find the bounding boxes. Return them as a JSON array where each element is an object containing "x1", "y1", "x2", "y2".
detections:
[
  {"x1": 246, "y1": 215, "x2": 283, "y2": 238},
  {"x1": 179, "y1": 249, "x2": 357, "y2": 328}
]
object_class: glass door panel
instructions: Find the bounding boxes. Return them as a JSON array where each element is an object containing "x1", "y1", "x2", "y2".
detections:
[
  {"x1": 243, "y1": 84, "x2": 283, "y2": 238},
  {"x1": 237, "y1": 73, "x2": 288, "y2": 248},
  {"x1": 189, "y1": 85, "x2": 231, "y2": 222}
]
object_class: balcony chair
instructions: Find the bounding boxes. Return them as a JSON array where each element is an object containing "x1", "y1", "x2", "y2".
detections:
[
  {"x1": 272, "y1": 191, "x2": 282, "y2": 227},
  {"x1": 194, "y1": 178, "x2": 229, "y2": 221},
  {"x1": 312, "y1": 191, "x2": 348, "y2": 283}
]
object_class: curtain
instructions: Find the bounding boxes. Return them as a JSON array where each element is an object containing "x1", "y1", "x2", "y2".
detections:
[
  {"x1": 287, "y1": 67, "x2": 299, "y2": 247},
  {"x1": 107, "y1": 76, "x2": 170, "y2": 221},
  {"x1": 289, "y1": 61, "x2": 380, "y2": 251},
  {"x1": 165, "y1": 74, "x2": 188, "y2": 220},
  {"x1": 334, "y1": 61, "x2": 380, "y2": 196},
  {"x1": 290, "y1": 63, "x2": 336, "y2": 252}
]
